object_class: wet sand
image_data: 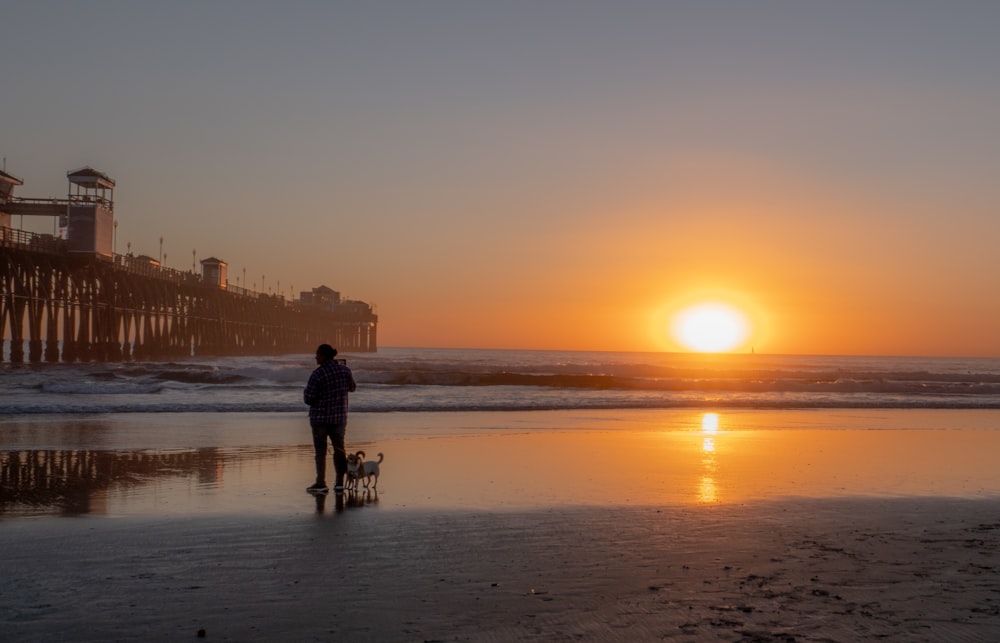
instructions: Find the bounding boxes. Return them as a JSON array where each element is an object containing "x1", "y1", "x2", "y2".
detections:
[{"x1": 2, "y1": 410, "x2": 1000, "y2": 640}]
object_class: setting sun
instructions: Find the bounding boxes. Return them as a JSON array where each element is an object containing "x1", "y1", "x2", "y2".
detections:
[{"x1": 672, "y1": 303, "x2": 750, "y2": 353}]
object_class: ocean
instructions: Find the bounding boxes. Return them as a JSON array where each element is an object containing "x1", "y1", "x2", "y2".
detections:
[{"x1": 2, "y1": 347, "x2": 1000, "y2": 416}]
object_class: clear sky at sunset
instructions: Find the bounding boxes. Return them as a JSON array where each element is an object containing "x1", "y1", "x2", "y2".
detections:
[{"x1": 4, "y1": 2, "x2": 999, "y2": 356}]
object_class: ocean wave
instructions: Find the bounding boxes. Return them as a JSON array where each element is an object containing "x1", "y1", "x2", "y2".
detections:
[
  {"x1": 4, "y1": 349, "x2": 1000, "y2": 415},
  {"x1": 38, "y1": 381, "x2": 164, "y2": 395},
  {"x1": 355, "y1": 369, "x2": 1000, "y2": 398},
  {"x1": 153, "y1": 370, "x2": 250, "y2": 385}
]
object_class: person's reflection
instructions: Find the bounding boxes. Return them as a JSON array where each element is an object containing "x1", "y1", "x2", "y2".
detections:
[{"x1": 312, "y1": 491, "x2": 347, "y2": 514}]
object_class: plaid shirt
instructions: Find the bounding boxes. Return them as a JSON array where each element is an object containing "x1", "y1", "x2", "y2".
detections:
[{"x1": 304, "y1": 360, "x2": 357, "y2": 424}]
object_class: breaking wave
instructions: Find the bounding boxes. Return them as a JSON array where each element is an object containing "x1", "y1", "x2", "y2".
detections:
[{"x1": 2, "y1": 348, "x2": 1000, "y2": 414}]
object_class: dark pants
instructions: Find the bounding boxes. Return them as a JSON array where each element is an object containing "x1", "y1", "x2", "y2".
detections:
[{"x1": 310, "y1": 421, "x2": 347, "y2": 486}]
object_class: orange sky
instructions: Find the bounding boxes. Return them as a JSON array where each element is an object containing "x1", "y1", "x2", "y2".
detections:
[{"x1": 5, "y1": 4, "x2": 1000, "y2": 357}]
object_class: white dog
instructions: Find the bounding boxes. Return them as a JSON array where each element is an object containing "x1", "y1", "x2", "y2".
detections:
[{"x1": 346, "y1": 450, "x2": 383, "y2": 491}]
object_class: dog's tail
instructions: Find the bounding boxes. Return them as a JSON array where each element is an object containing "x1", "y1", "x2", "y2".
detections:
[
  {"x1": 375, "y1": 452, "x2": 384, "y2": 463},
  {"x1": 355, "y1": 450, "x2": 366, "y2": 460}
]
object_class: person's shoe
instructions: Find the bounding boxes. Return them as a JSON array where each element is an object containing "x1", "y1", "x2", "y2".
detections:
[
  {"x1": 333, "y1": 484, "x2": 345, "y2": 494},
  {"x1": 307, "y1": 482, "x2": 329, "y2": 494}
]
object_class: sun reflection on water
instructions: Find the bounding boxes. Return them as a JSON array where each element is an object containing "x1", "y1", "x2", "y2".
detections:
[{"x1": 699, "y1": 412, "x2": 721, "y2": 503}]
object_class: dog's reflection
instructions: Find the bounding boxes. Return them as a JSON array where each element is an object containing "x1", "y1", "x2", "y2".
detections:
[
  {"x1": 344, "y1": 488, "x2": 379, "y2": 508},
  {"x1": 314, "y1": 488, "x2": 378, "y2": 514}
]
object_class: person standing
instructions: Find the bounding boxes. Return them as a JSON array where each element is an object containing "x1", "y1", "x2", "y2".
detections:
[{"x1": 304, "y1": 344, "x2": 357, "y2": 493}]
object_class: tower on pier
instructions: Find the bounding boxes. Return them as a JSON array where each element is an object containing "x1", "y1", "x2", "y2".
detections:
[{"x1": 65, "y1": 167, "x2": 115, "y2": 259}]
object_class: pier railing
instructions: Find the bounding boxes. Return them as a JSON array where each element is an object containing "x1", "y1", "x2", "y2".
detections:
[{"x1": 3, "y1": 227, "x2": 279, "y2": 298}]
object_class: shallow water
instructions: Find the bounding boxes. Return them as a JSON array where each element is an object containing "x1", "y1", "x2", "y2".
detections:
[{"x1": 3, "y1": 409, "x2": 999, "y2": 520}]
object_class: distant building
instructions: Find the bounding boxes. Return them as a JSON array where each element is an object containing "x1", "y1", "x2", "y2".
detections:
[{"x1": 300, "y1": 285, "x2": 341, "y2": 310}]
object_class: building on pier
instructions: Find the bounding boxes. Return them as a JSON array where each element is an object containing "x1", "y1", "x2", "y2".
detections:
[
  {"x1": 200, "y1": 257, "x2": 227, "y2": 289},
  {"x1": 1, "y1": 167, "x2": 115, "y2": 260},
  {"x1": 65, "y1": 167, "x2": 115, "y2": 259},
  {"x1": 300, "y1": 285, "x2": 340, "y2": 309},
  {"x1": 0, "y1": 169, "x2": 25, "y2": 229}
]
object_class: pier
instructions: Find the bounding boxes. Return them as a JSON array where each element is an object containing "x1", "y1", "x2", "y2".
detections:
[{"x1": 0, "y1": 167, "x2": 377, "y2": 363}]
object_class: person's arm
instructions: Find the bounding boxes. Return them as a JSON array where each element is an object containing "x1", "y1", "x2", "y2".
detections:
[{"x1": 304, "y1": 371, "x2": 319, "y2": 406}]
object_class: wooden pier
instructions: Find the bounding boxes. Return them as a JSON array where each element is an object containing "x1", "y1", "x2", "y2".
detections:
[
  {"x1": 0, "y1": 228, "x2": 377, "y2": 363},
  {"x1": 1, "y1": 166, "x2": 376, "y2": 363}
]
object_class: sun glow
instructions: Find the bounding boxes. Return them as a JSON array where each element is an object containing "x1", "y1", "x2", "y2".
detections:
[{"x1": 672, "y1": 302, "x2": 750, "y2": 353}]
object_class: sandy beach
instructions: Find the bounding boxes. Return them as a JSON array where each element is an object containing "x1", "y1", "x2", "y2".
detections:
[{"x1": 3, "y1": 409, "x2": 1000, "y2": 641}]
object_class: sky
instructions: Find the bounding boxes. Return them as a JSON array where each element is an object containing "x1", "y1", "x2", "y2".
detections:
[{"x1": 4, "y1": 1, "x2": 1000, "y2": 357}]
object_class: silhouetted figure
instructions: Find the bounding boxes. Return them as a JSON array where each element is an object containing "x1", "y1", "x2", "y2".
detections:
[{"x1": 304, "y1": 344, "x2": 356, "y2": 494}]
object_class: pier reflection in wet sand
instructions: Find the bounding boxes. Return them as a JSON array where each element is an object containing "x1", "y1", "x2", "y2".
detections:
[
  {"x1": 0, "y1": 443, "x2": 310, "y2": 519},
  {"x1": 0, "y1": 413, "x2": 312, "y2": 518}
]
